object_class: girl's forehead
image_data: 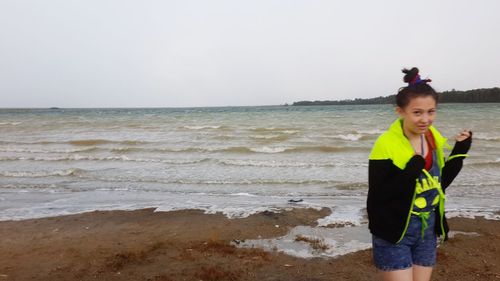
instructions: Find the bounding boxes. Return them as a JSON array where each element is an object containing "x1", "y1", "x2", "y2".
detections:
[{"x1": 405, "y1": 96, "x2": 437, "y2": 109}]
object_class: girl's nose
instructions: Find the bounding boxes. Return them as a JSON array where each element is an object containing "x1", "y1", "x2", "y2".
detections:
[{"x1": 421, "y1": 113, "x2": 430, "y2": 123}]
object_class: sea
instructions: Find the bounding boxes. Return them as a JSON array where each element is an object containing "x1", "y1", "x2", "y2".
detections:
[{"x1": 1, "y1": 104, "x2": 499, "y2": 256}]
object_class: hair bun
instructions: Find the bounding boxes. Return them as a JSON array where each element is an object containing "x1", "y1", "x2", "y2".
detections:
[{"x1": 402, "y1": 67, "x2": 430, "y2": 85}]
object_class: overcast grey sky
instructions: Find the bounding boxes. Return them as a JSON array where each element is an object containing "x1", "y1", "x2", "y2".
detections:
[{"x1": 1, "y1": 0, "x2": 499, "y2": 108}]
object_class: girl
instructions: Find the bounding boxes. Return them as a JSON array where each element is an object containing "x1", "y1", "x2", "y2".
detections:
[{"x1": 367, "y1": 68, "x2": 472, "y2": 281}]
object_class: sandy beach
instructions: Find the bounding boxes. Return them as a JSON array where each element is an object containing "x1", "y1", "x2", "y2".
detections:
[{"x1": 0, "y1": 208, "x2": 499, "y2": 281}]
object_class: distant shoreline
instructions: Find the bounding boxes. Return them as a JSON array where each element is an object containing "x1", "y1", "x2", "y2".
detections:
[
  {"x1": 0, "y1": 87, "x2": 499, "y2": 109},
  {"x1": 292, "y1": 87, "x2": 500, "y2": 106}
]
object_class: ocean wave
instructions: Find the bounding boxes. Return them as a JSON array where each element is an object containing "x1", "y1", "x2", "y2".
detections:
[
  {"x1": 181, "y1": 125, "x2": 228, "y2": 130},
  {"x1": 282, "y1": 130, "x2": 300, "y2": 134},
  {"x1": 110, "y1": 146, "x2": 246, "y2": 154},
  {"x1": 0, "y1": 141, "x2": 58, "y2": 145},
  {"x1": 218, "y1": 159, "x2": 337, "y2": 168},
  {"x1": 0, "y1": 168, "x2": 84, "y2": 178},
  {"x1": 249, "y1": 127, "x2": 300, "y2": 134},
  {"x1": 90, "y1": 177, "x2": 339, "y2": 186},
  {"x1": 468, "y1": 159, "x2": 500, "y2": 168},
  {"x1": 0, "y1": 147, "x2": 98, "y2": 154},
  {"x1": 0, "y1": 183, "x2": 63, "y2": 191},
  {"x1": 325, "y1": 134, "x2": 365, "y2": 141},
  {"x1": 35, "y1": 146, "x2": 201, "y2": 154},
  {"x1": 285, "y1": 146, "x2": 367, "y2": 153},
  {"x1": 473, "y1": 134, "x2": 500, "y2": 142},
  {"x1": 69, "y1": 139, "x2": 148, "y2": 146},
  {"x1": 215, "y1": 146, "x2": 366, "y2": 154},
  {"x1": 335, "y1": 182, "x2": 368, "y2": 190},
  {"x1": 0, "y1": 143, "x2": 368, "y2": 156},
  {"x1": 356, "y1": 129, "x2": 385, "y2": 135},
  {"x1": 220, "y1": 145, "x2": 366, "y2": 154},
  {"x1": 451, "y1": 181, "x2": 500, "y2": 188},
  {"x1": 111, "y1": 147, "x2": 208, "y2": 154},
  {"x1": 0, "y1": 122, "x2": 22, "y2": 126},
  {"x1": 446, "y1": 209, "x2": 500, "y2": 220},
  {"x1": 250, "y1": 134, "x2": 291, "y2": 141},
  {"x1": 249, "y1": 146, "x2": 287, "y2": 153},
  {"x1": 69, "y1": 139, "x2": 114, "y2": 146},
  {"x1": 0, "y1": 139, "x2": 149, "y2": 146},
  {"x1": 218, "y1": 159, "x2": 367, "y2": 168},
  {"x1": 213, "y1": 135, "x2": 236, "y2": 141},
  {"x1": 171, "y1": 178, "x2": 339, "y2": 185},
  {"x1": 338, "y1": 134, "x2": 364, "y2": 141},
  {"x1": 111, "y1": 147, "x2": 143, "y2": 153},
  {"x1": 0, "y1": 155, "x2": 209, "y2": 164},
  {"x1": 323, "y1": 133, "x2": 379, "y2": 141},
  {"x1": 229, "y1": 192, "x2": 258, "y2": 197}
]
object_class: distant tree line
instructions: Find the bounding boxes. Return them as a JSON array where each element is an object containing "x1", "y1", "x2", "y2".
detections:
[{"x1": 292, "y1": 87, "x2": 500, "y2": 106}]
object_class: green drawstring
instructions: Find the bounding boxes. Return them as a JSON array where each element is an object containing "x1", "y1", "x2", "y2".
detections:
[{"x1": 412, "y1": 211, "x2": 430, "y2": 240}]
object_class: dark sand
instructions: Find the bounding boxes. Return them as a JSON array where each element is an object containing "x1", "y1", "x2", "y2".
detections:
[{"x1": 0, "y1": 208, "x2": 499, "y2": 281}]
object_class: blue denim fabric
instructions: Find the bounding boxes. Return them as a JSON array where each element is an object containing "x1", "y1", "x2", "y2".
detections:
[
  {"x1": 413, "y1": 148, "x2": 441, "y2": 214},
  {"x1": 372, "y1": 211, "x2": 437, "y2": 271}
]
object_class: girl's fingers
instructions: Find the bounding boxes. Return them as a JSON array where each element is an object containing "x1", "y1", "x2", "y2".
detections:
[{"x1": 455, "y1": 130, "x2": 471, "y2": 141}]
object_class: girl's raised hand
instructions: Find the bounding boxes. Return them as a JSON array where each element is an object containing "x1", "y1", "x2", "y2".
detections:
[{"x1": 455, "y1": 129, "x2": 471, "y2": 142}]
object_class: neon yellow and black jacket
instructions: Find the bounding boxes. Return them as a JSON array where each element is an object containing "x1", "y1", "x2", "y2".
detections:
[{"x1": 367, "y1": 119, "x2": 471, "y2": 244}]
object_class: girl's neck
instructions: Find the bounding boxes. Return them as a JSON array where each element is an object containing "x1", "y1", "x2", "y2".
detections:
[{"x1": 402, "y1": 125, "x2": 422, "y2": 141}]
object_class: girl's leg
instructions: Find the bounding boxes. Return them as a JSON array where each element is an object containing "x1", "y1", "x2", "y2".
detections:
[
  {"x1": 412, "y1": 265, "x2": 433, "y2": 281},
  {"x1": 379, "y1": 268, "x2": 413, "y2": 281}
]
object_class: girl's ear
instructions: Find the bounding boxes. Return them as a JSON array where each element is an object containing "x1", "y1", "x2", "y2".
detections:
[{"x1": 395, "y1": 106, "x2": 404, "y2": 118}]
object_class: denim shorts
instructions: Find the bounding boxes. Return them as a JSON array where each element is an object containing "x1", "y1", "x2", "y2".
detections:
[{"x1": 372, "y1": 211, "x2": 437, "y2": 271}]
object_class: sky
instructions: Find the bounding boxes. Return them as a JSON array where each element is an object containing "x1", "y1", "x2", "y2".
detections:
[{"x1": 1, "y1": 0, "x2": 499, "y2": 108}]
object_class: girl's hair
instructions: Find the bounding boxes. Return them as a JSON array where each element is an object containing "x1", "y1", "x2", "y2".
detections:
[{"x1": 396, "y1": 67, "x2": 438, "y2": 108}]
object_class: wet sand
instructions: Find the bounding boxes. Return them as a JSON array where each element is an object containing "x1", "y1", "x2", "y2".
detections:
[{"x1": 1, "y1": 208, "x2": 499, "y2": 281}]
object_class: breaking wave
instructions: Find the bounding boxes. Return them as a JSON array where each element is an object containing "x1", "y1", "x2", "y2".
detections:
[{"x1": 0, "y1": 168, "x2": 84, "y2": 178}]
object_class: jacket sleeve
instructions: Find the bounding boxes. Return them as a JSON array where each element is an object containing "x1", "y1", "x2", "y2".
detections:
[
  {"x1": 367, "y1": 153, "x2": 425, "y2": 243},
  {"x1": 369, "y1": 155, "x2": 425, "y2": 194},
  {"x1": 441, "y1": 133, "x2": 472, "y2": 190}
]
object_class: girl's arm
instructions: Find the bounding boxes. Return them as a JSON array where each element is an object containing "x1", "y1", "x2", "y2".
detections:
[{"x1": 441, "y1": 131, "x2": 472, "y2": 190}]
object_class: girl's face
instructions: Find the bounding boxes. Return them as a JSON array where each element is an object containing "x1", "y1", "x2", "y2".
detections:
[{"x1": 396, "y1": 95, "x2": 437, "y2": 136}]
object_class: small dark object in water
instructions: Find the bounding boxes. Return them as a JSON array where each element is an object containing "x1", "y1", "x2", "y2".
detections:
[
  {"x1": 231, "y1": 239, "x2": 245, "y2": 245},
  {"x1": 288, "y1": 199, "x2": 303, "y2": 203}
]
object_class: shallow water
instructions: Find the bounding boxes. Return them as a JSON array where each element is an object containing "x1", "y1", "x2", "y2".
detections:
[{"x1": 0, "y1": 104, "x2": 499, "y2": 224}]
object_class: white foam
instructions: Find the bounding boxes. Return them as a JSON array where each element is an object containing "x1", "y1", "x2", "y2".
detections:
[
  {"x1": 336, "y1": 134, "x2": 363, "y2": 141},
  {"x1": 473, "y1": 133, "x2": 500, "y2": 141},
  {"x1": 249, "y1": 146, "x2": 287, "y2": 153},
  {"x1": 357, "y1": 129, "x2": 385, "y2": 135},
  {"x1": 446, "y1": 210, "x2": 500, "y2": 220},
  {"x1": 0, "y1": 155, "x2": 207, "y2": 165},
  {"x1": 448, "y1": 231, "x2": 480, "y2": 238},
  {"x1": 0, "y1": 122, "x2": 22, "y2": 126},
  {"x1": 0, "y1": 147, "x2": 96, "y2": 153},
  {"x1": 251, "y1": 135, "x2": 279, "y2": 139},
  {"x1": 205, "y1": 206, "x2": 282, "y2": 219},
  {"x1": 0, "y1": 169, "x2": 81, "y2": 178},
  {"x1": 182, "y1": 125, "x2": 221, "y2": 130},
  {"x1": 229, "y1": 192, "x2": 258, "y2": 197},
  {"x1": 219, "y1": 159, "x2": 335, "y2": 168},
  {"x1": 317, "y1": 205, "x2": 366, "y2": 227}
]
